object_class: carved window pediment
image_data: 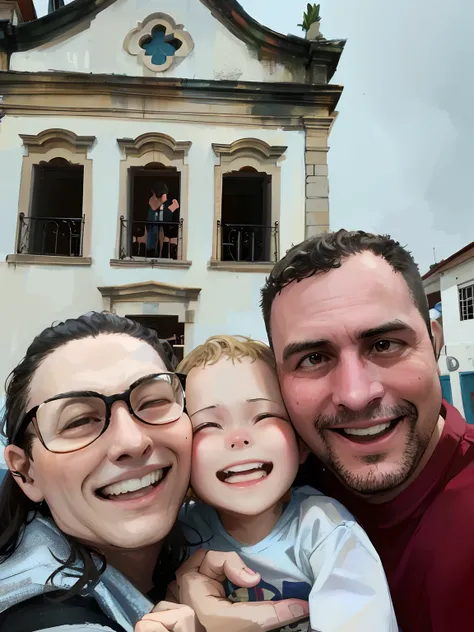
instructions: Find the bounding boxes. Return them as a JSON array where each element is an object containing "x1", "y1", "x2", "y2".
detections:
[
  {"x1": 124, "y1": 13, "x2": 194, "y2": 73},
  {"x1": 212, "y1": 139, "x2": 287, "y2": 166},
  {"x1": 117, "y1": 132, "x2": 191, "y2": 162},
  {"x1": 19, "y1": 129, "x2": 96, "y2": 156}
]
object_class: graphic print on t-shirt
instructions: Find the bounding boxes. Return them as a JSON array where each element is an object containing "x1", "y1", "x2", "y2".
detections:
[{"x1": 225, "y1": 577, "x2": 312, "y2": 632}]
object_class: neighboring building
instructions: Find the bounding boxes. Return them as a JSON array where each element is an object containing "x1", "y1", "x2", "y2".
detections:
[
  {"x1": 0, "y1": 0, "x2": 345, "y2": 391},
  {"x1": 423, "y1": 242, "x2": 474, "y2": 424}
]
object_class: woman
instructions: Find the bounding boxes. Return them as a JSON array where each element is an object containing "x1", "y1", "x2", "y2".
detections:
[{"x1": 0, "y1": 312, "x2": 194, "y2": 631}]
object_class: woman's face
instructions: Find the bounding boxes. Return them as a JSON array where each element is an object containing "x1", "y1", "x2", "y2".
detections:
[{"x1": 7, "y1": 334, "x2": 191, "y2": 551}]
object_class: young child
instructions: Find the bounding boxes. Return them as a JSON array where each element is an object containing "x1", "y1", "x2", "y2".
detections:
[{"x1": 177, "y1": 336, "x2": 398, "y2": 632}]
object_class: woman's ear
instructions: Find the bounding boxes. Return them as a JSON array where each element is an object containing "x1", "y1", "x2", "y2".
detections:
[
  {"x1": 298, "y1": 438, "x2": 310, "y2": 465},
  {"x1": 4, "y1": 445, "x2": 44, "y2": 503}
]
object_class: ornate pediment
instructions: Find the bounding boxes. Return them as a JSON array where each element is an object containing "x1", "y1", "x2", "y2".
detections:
[{"x1": 97, "y1": 281, "x2": 201, "y2": 304}]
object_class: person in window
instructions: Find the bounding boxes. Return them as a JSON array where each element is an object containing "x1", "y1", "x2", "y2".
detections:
[
  {"x1": 146, "y1": 183, "x2": 179, "y2": 259},
  {"x1": 0, "y1": 312, "x2": 196, "y2": 631}
]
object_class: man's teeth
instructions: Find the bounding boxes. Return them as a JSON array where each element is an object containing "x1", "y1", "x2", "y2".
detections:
[
  {"x1": 343, "y1": 422, "x2": 392, "y2": 437},
  {"x1": 223, "y1": 462, "x2": 264, "y2": 474},
  {"x1": 101, "y1": 469, "x2": 164, "y2": 497}
]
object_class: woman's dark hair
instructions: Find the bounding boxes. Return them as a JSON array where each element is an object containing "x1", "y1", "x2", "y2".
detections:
[
  {"x1": 0, "y1": 311, "x2": 187, "y2": 600},
  {"x1": 150, "y1": 182, "x2": 169, "y2": 199},
  {"x1": 261, "y1": 229, "x2": 431, "y2": 345}
]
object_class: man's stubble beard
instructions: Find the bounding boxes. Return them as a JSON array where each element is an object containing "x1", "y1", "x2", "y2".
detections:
[{"x1": 315, "y1": 404, "x2": 433, "y2": 495}]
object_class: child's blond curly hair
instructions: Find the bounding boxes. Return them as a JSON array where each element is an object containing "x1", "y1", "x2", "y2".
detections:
[{"x1": 176, "y1": 334, "x2": 275, "y2": 375}]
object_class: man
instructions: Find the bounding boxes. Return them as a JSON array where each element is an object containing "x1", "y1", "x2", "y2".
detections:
[
  {"x1": 167, "y1": 230, "x2": 473, "y2": 632},
  {"x1": 256, "y1": 229, "x2": 474, "y2": 632}
]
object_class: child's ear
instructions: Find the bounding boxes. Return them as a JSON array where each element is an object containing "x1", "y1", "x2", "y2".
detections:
[{"x1": 298, "y1": 438, "x2": 310, "y2": 465}]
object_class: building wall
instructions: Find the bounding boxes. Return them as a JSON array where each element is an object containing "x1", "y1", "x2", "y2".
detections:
[
  {"x1": 0, "y1": 114, "x2": 306, "y2": 394},
  {"x1": 437, "y1": 259, "x2": 474, "y2": 416},
  {"x1": 9, "y1": 0, "x2": 305, "y2": 83}
]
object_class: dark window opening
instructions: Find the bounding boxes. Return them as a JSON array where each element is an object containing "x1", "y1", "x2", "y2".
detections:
[
  {"x1": 126, "y1": 315, "x2": 185, "y2": 366},
  {"x1": 219, "y1": 169, "x2": 276, "y2": 263},
  {"x1": 20, "y1": 159, "x2": 84, "y2": 256},
  {"x1": 120, "y1": 164, "x2": 182, "y2": 260}
]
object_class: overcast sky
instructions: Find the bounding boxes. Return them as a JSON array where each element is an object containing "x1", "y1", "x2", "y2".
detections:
[{"x1": 30, "y1": 0, "x2": 474, "y2": 273}]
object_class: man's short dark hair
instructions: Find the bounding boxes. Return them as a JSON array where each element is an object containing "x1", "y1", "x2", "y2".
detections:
[
  {"x1": 260, "y1": 229, "x2": 431, "y2": 344},
  {"x1": 151, "y1": 182, "x2": 169, "y2": 199}
]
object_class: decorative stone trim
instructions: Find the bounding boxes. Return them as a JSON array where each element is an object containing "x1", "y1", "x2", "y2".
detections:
[
  {"x1": 6, "y1": 254, "x2": 92, "y2": 266},
  {"x1": 123, "y1": 13, "x2": 194, "y2": 73},
  {"x1": 208, "y1": 260, "x2": 275, "y2": 273},
  {"x1": 303, "y1": 116, "x2": 335, "y2": 238},
  {"x1": 117, "y1": 132, "x2": 191, "y2": 162},
  {"x1": 19, "y1": 129, "x2": 96, "y2": 156},
  {"x1": 109, "y1": 258, "x2": 192, "y2": 269},
  {"x1": 97, "y1": 280, "x2": 201, "y2": 304},
  {"x1": 212, "y1": 139, "x2": 287, "y2": 163}
]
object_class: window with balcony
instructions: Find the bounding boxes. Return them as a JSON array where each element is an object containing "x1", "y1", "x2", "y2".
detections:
[
  {"x1": 17, "y1": 158, "x2": 85, "y2": 257},
  {"x1": 8, "y1": 129, "x2": 94, "y2": 266},
  {"x1": 212, "y1": 139, "x2": 287, "y2": 271},
  {"x1": 219, "y1": 167, "x2": 277, "y2": 263},
  {"x1": 459, "y1": 282, "x2": 474, "y2": 321},
  {"x1": 115, "y1": 133, "x2": 191, "y2": 268},
  {"x1": 119, "y1": 163, "x2": 182, "y2": 261}
]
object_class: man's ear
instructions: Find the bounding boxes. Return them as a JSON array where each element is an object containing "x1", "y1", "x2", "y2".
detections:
[
  {"x1": 4, "y1": 445, "x2": 44, "y2": 503},
  {"x1": 298, "y1": 438, "x2": 310, "y2": 465},
  {"x1": 431, "y1": 319, "x2": 444, "y2": 361}
]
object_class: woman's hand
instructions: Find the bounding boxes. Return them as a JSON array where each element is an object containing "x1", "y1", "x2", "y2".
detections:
[
  {"x1": 175, "y1": 550, "x2": 309, "y2": 632},
  {"x1": 135, "y1": 601, "x2": 203, "y2": 632}
]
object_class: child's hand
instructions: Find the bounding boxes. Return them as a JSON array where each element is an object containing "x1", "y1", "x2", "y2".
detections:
[
  {"x1": 135, "y1": 601, "x2": 203, "y2": 632},
  {"x1": 175, "y1": 550, "x2": 310, "y2": 632}
]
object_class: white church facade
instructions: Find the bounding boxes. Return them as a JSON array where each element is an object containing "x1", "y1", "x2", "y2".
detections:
[{"x1": 0, "y1": 0, "x2": 345, "y2": 389}]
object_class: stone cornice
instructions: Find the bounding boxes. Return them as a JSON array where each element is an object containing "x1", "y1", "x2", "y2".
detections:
[{"x1": 0, "y1": 72, "x2": 344, "y2": 127}]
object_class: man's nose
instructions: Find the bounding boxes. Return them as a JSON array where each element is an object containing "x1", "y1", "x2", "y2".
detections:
[
  {"x1": 106, "y1": 403, "x2": 153, "y2": 462},
  {"x1": 331, "y1": 353, "x2": 385, "y2": 411},
  {"x1": 225, "y1": 429, "x2": 253, "y2": 450}
]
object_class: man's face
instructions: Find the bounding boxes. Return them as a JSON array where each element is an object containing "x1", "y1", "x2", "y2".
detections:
[
  {"x1": 270, "y1": 252, "x2": 442, "y2": 495},
  {"x1": 186, "y1": 357, "x2": 300, "y2": 516}
]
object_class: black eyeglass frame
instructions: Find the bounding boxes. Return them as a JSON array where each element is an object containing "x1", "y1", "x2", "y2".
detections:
[{"x1": 12, "y1": 372, "x2": 187, "y2": 454}]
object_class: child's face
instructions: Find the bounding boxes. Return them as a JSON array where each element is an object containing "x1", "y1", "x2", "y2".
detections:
[{"x1": 186, "y1": 356, "x2": 300, "y2": 516}]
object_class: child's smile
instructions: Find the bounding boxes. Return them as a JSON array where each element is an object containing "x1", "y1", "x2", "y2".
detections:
[{"x1": 216, "y1": 460, "x2": 274, "y2": 485}]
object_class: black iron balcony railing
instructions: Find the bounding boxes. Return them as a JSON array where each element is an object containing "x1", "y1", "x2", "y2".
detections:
[
  {"x1": 217, "y1": 221, "x2": 279, "y2": 263},
  {"x1": 119, "y1": 216, "x2": 184, "y2": 260},
  {"x1": 16, "y1": 213, "x2": 85, "y2": 257}
]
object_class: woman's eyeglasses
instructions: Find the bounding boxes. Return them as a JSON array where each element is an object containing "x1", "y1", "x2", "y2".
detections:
[{"x1": 14, "y1": 373, "x2": 186, "y2": 454}]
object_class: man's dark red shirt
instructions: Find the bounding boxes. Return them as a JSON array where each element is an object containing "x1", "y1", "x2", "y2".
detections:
[{"x1": 296, "y1": 402, "x2": 474, "y2": 632}]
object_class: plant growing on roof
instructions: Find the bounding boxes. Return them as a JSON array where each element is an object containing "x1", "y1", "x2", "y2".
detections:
[{"x1": 298, "y1": 3, "x2": 321, "y2": 32}]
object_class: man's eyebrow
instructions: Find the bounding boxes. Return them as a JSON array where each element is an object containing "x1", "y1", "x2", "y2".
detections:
[
  {"x1": 282, "y1": 321, "x2": 413, "y2": 363},
  {"x1": 282, "y1": 340, "x2": 329, "y2": 363},
  {"x1": 357, "y1": 320, "x2": 413, "y2": 340}
]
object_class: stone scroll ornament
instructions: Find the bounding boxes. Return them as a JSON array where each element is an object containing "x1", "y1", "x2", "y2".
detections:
[{"x1": 123, "y1": 13, "x2": 194, "y2": 72}]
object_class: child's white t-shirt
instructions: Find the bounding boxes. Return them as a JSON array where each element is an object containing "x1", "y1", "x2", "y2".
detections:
[{"x1": 180, "y1": 486, "x2": 398, "y2": 632}]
